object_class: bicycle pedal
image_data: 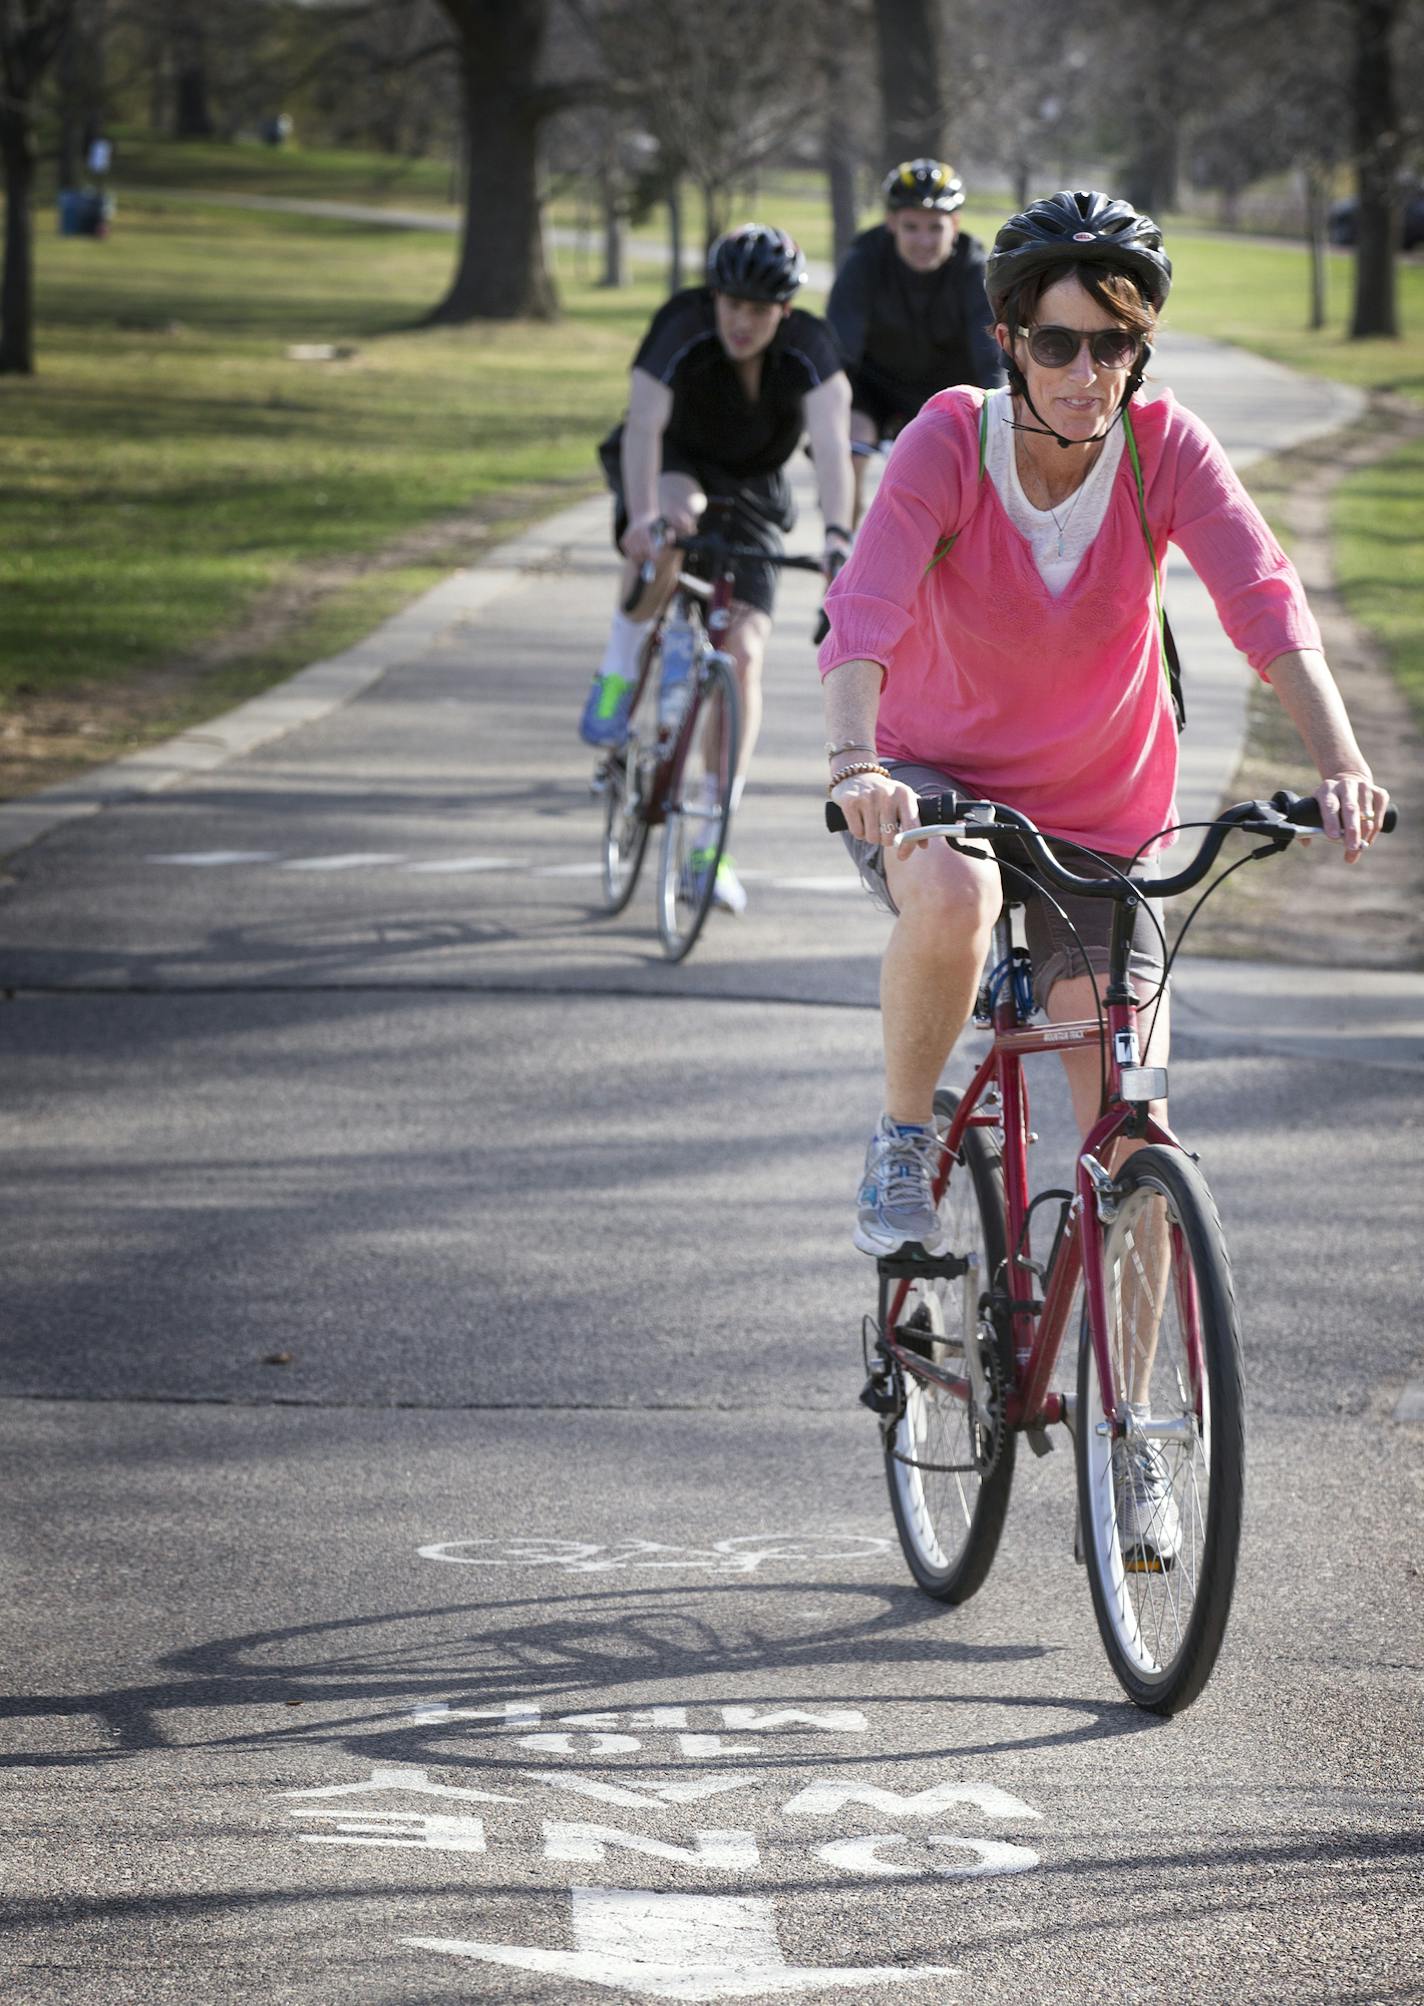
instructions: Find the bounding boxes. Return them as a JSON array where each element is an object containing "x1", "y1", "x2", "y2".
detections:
[
  {"x1": 876, "y1": 1245, "x2": 969, "y2": 1281},
  {"x1": 1122, "y1": 1550, "x2": 1174, "y2": 1575}
]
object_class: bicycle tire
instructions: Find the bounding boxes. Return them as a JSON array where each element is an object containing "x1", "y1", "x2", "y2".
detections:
[
  {"x1": 883, "y1": 1087, "x2": 1017, "y2": 1603},
  {"x1": 655, "y1": 653, "x2": 739, "y2": 963},
  {"x1": 1076, "y1": 1145, "x2": 1245, "y2": 1714},
  {"x1": 600, "y1": 648, "x2": 656, "y2": 914}
]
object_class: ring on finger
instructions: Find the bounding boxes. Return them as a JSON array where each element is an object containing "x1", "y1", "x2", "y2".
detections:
[{"x1": 879, "y1": 820, "x2": 897, "y2": 836}]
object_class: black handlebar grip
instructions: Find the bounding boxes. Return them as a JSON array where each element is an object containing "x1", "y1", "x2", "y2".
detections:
[
  {"x1": 1271, "y1": 788, "x2": 1398, "y2": 834},
  {"x1": 824, "y1": 789, "x2": 968, "y2": 836}
]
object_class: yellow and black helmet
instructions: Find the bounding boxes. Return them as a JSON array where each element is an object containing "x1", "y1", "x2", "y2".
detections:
[{"x1": 882, "y1": 159, "x2": 965, "y2": 213}]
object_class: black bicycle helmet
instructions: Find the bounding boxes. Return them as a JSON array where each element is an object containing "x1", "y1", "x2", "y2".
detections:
[
  {"x1": 882, "y1": 158, "x2": 965, "y2": 214},
  {"x1": 706, "y1": 224, "x2": 806, "y2": 303},
  {"x1": 985, "y1": 190, "x2": 1172, "y2": 316}
]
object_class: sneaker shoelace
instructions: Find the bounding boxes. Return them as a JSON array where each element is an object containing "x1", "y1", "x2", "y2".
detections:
[
  {"x1": 877, "y1": 1127, "x2": 941, "y2": 1211},
  {"x1": 1126, "y1": 1444, "x2": 1175, "y2": 1525}
]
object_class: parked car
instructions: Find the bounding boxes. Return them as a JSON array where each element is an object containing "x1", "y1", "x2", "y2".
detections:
[{"x1": 1327, "y1": 190, "x2": 1424, "y2": 249}]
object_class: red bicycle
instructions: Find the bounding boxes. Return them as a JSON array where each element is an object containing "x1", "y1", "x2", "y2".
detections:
[
  {"x1": 595, "y1": 522, "x2": 824, "y2": 960},
  {"x1": 827, "y1": 785, "x2": 1396, "y2": 1713}
]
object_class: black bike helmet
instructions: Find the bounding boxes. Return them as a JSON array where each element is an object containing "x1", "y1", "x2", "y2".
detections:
[
  {"x1": 706, "y1": 225, "x2": 806, "y2": 303},
  {"x1": 882, "y1": 158, "x2": 965, "y2": 214},
  {"x1": 985, "y1": 190, "x2": 1172, "y2": 317}
]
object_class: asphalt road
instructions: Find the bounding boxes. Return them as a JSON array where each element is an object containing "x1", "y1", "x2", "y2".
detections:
[{"x1": 3, "y1": 336, "x2": 1422, "y2": 2003}]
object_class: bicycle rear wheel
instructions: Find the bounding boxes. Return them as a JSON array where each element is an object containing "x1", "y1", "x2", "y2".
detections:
[
  {"x1": 600, "y1": 660, "x2": 655, "y2": 914},
  {"x1": 1076, "y1": 1146, "x2": 1245, "y2": 1714},
  {"x1": 883, "y1": 1088, "x2": 1016, "y2": 1603},
  {"x1": 656, "y1": 654, "x2": 739, "y2": 963}
]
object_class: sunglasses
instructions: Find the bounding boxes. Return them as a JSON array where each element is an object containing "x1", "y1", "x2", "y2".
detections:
[{"x1": 1017, "y1": 324, "x2": 1141, "y2": 370}]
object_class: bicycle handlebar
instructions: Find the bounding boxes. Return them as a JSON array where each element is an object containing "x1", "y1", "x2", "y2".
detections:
[
  {"x1": 623, "y1": 532, "x2": 834, "y2": 619},
  {"x1": 824, "y1": 787, "x2": 1397, "y2": 902}
]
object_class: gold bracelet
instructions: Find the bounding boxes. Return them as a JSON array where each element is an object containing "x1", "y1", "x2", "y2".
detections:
[
  {"x1": 825, "y1": 738, "x2": 874, "y2": 761},
  {"x1": 828, "y1": 760, "x2": 892, "y2": 792}
]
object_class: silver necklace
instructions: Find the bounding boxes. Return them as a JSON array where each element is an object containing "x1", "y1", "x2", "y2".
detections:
[
  {"x1": 1045, "y1": 481, "x2": 1088, "y2": 559},
  {"x1": 1017, "y1": 438, "x2": 1096, "y2": 557}
]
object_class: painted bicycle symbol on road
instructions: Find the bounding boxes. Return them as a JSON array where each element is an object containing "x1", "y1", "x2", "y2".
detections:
[{"x1": 417, "y1": 1534, "x2": 893, "y2": 1574}]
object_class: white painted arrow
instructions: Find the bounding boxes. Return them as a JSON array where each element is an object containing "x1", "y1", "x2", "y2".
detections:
[{"x1": 406, "y1": 1885, "x2": 959, "y2": 2000}]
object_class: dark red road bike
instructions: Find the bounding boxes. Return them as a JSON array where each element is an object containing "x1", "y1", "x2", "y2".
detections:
[
  {"x1": 595, "y1": 527, "x2": 823, "y2": 961},
  {"x1": 828, "y1": 785, "x2": 1396, "y2": 1712}
]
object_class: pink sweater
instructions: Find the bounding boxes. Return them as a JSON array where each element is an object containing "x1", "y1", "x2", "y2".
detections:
[{"x1": 818, "y1": 386, "x2": 1321, "y2": 855}]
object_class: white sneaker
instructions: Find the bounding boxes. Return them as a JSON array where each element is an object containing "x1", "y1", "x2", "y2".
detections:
[
  {"x1": 1117, "y1": 1439, "x2": 1183, "y2": 1571},
  {"x1": 709, "y1": 854, "x2": 747, "y2": 915}
]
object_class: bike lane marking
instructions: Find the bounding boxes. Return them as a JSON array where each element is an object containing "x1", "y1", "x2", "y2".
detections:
[{"x1": 268, "y1": 1584, "x2": 1050, "y2": 2003}]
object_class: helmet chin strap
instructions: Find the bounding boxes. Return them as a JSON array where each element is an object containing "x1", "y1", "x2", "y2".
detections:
[{"x1": 1003, "y1": 346, "x2": 1152, "y2": 450}]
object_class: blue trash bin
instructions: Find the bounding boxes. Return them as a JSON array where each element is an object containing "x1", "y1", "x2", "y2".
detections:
[{"x1": 57, "y1": 190, "x2": 107, "y2": 236}]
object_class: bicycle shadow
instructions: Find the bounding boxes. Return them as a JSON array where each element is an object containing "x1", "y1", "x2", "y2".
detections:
[{"x1": 2, "y1": 1573, "x2": 1162, "y2": 1776}]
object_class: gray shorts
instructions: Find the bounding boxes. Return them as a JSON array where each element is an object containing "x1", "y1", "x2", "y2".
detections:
[{"x1": 845, "y1": 760, "x2": 1167, "y2": 1012}]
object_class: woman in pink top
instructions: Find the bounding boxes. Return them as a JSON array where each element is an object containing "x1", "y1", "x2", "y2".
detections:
[{"x1": 819, "y1": 190, "x2": 1389, "y2": 1260}]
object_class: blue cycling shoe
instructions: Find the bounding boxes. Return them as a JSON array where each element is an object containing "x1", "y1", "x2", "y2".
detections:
[{"x1": 579, "y1": 672, "x2": 636, "y2": 746}]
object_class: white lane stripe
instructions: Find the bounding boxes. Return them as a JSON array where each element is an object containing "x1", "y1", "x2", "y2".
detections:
[
  {"x1": 148, "y1": 850, "x2": 280, "y2": 866},
  {"x1": 406, "y1": 856, "x2": 517, "y2": 875},
  {"x1": 281, "y1": 852, "x2": 407, "y2": 871},
  {"x1": 146, "y1": 854, "x2": 864, "y2": 895},
  {"x1": 1394, "y1": 1383, "x2": 1424, "y2": 1422}
]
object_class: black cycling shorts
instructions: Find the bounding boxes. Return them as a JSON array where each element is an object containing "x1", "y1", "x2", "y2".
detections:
[
  {"x1": 599, "y1": 426, "x2": 796, "y2": 618},
  {"x1": 844, "y1": 758, "x2": 1167, "y2": 1012},
  {"x1": 847, "y1": 370, "x2": 932, "y2": 445}
]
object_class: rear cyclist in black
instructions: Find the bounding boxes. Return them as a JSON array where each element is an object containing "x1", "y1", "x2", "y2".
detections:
[
  {"x1": 827, "y1": 159, "x2": 1003, "y2": 521},
  {"x1": 579, "y1": 225, "x2": 853, "y2": 916}
]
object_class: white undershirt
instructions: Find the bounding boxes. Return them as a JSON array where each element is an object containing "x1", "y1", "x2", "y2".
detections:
[{"x1": 982, "y1": 384, "x2": 1126, "y2": 596}]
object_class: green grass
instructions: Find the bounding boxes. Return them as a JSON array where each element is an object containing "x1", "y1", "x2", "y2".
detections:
[
  {"x1": 1333, "y1": 436, "x2": 1424, "y2": 726},
  {"x1": 1162, "y1": 231, "x2": 1424, "y2": 404},
  {"x1": 96, "y1": 131, "x2": 461, "y2": 211},
  {"x1": 4, "y1": 194, "x2": 652, "y2": 717}
]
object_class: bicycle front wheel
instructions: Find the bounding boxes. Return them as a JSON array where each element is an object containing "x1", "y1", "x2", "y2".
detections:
[
  {"x1": 600, "y1": 645, "x2": 657, "y2": 912},
  {"x1": 883, "y1": 1088, "x2": 1016, "y2": 1603},
  {"x1": 601, "y1": 741, "x2": 652, "y2": 914},
  {"x1": 1076, "y1": 1146, "x2": 1245, "y2": 1714},
  {"x1": 656, "y1": 655, "x2": 739, "y2": 963}
]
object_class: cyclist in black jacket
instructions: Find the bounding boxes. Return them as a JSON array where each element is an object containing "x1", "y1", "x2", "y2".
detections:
[{"x1": 827, "y1": 160, "x2": 1004, "y2": 521}]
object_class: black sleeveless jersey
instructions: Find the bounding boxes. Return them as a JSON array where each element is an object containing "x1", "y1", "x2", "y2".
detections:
[{"x1": 630, "y1": 287, "x2": 843, "y2": 478}]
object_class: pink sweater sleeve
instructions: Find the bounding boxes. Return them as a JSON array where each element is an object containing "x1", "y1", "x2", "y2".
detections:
[
  {"x1": 1154, "y1": 401, "x2": 1322, "y2": 675},
  {"x1": 817, "y1": 391, "x2": 979, "y2": 678}
]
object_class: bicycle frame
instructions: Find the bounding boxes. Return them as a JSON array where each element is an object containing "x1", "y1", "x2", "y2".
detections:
[
  {"x1": 617, "y1": 564, "x2": 736, "y2": 831},
  {"x1": 879, "y1": 898, "x2": 1192, "y2": 1443}
]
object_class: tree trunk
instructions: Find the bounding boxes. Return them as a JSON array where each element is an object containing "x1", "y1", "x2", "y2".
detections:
[
  {"x1": 171, "y1": 4, "x2": 213, "y2": 139},
  {"x1": 57, "y1": 13, "x2": 81, "y2": 186},
  {"x1": 426, "y1": 0, "x2": 555, "y2": 323},
  {"x1": 1349, "y1": 0, "x2": 1399, "y2": 339},
  {"x1": 667, "y1": 180, "x2": 683, "y2": 294},
  {"x1": 598, "y1": 119, "x2": 624, "y2": 288},
  {"x1": 0, "y1": 111, "x2": 36, "y2": 374},
  {"x1": 1304, "y1": 163, "x2": 1328, "y2": 331},
  {"x1": 821, "y1": 0, "x2": 858, "y2": 268},
  {"x1": 873, "y1": 0, "x2": 944, "y2": 167}
]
